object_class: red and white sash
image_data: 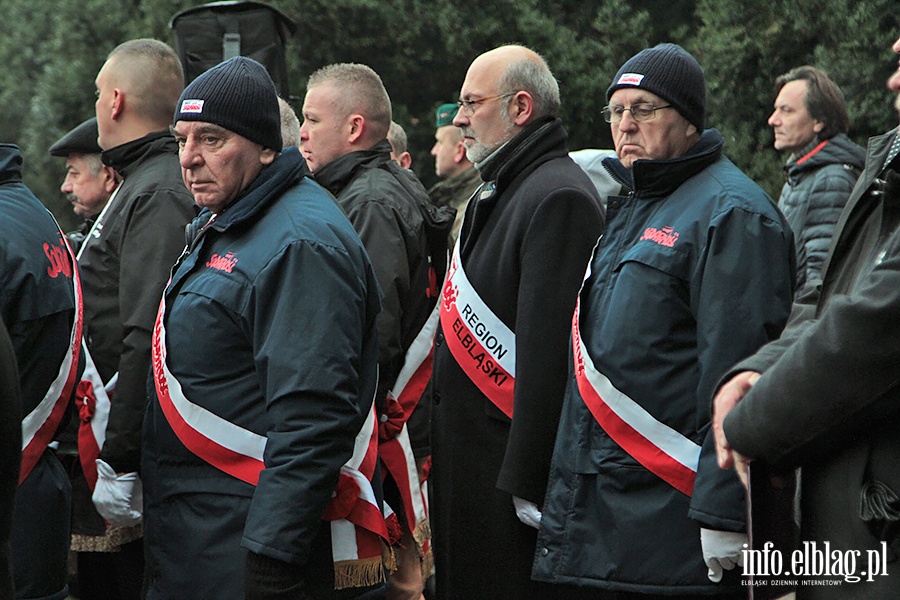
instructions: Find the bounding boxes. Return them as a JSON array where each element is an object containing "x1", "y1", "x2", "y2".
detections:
[
  {"x1": 152, "y1": 293, "x2": 389, "y2": 589},
  {"x1": 74, "y1": 347, "x2": 115, "y2": 490},
  {"x1": 439, "y1": 242, "x2": 516, "y2": 417},
  {"x1": 20, "y1": 232, "x2": 83, "y2": 484},
  {"x1": 379, "y1": 305, "x2": 438, "y2": 560},
  {"x1": 571, "y1": 261, "x2": 701, "y2": 497}
]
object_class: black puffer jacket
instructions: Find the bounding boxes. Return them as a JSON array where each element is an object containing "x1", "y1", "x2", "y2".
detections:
[{"x1": 778, "y1": 133, "x2": 865, "y2": 288}]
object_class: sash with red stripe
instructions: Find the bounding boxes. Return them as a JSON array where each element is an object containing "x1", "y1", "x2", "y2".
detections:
[
  {"x1": 439, "y1": 242, "x2": 516, "y2": 417},
  {"x1": 152, "y1": 292, "x2": 389, "y2": 589},
  {"x1": 20, "y1": 230, "x2": 83, "y2": 484},
  {"x1": 74, "y1": 347, "x2": 115, "y2": 491},
  {"x1": 571, "y1": 261, "x2": 701, "y2": 497},
  {"x1": 379, "y1": 305, "x2": 437, "y2": 563}
]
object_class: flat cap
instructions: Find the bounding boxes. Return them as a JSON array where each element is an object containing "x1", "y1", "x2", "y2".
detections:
[{"x1": 49, "y1": 118, "x2": 102, "y2": 157}]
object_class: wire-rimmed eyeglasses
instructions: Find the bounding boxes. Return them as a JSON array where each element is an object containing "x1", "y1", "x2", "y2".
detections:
[
  {"x1": 603, "y1": 103, "x2": 673, "y2": 123},
  {"x1": 457, "y1": 92, "x2": 517, "y2": 116}
]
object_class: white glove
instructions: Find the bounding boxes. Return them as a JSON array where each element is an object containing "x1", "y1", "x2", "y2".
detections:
[
  {"x1": 92, "y1": 459, "x2": 143, "y2": 527},
  {"x1": 700, "y1": 528, "x2": 747, "y2": 582},
  {"x1": 512, "y1": 496, "x2": 542, "y2": 529}
]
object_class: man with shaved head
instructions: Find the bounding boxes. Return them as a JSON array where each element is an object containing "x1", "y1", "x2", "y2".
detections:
[
  {"x1": 84, "y1": 39, "x2": 196, "y2": 542},
  {"x1": 430, "y1": 45, "x2": 604, "y2": 599},
  {"x1": 300, "y1": 64, "x2": 452, "y2": 600}
]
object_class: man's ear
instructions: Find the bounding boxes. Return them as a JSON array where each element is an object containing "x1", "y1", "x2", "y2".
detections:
[
  {"x1": 110, "y1": 88, "x2": 125, "y2": 121},
  {"x1": 348, "y1": 114, "x2": 365, "y2": 145},
  {"x1": 260, "y1": 147, "x2": 277, "y2": 165},
  {"x1": 453, "y1": 140, "x2": 468, "y2": 164},
  {"x1": 510, "y1": 91, "x2": 534, "y2": 126},
  {"x1": 101, "y1": 166, "x2": 118, "y2": 193}
]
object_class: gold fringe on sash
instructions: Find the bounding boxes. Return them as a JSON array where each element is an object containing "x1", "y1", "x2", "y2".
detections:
[
  {"x1": 412, "y1": 518, "x2": 431, "y2": 549},
  {"x1": 333, "y1": 553, "x2": 388, "y2": 590}
]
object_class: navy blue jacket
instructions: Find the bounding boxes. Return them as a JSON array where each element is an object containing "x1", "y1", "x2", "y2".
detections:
[
  {"x1": 142, "y1": 147, "x2": 381, "y2": 598},
  {"x1": 0, "y1": 144, "x2": 77, "y2": 600},
  {"x1": 533, "y1": 130, "x2": 796, "y2": 594}
]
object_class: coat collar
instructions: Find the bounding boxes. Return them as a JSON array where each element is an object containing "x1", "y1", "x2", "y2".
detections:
[
  {"x1": 101, "y1": 130, "x2": 178, "y2": 178},
  {"x1": 603, "y1": 129, "x2": 724, "y2": 199},
  {"x1": 312, "y1": 139, "x2": 393, "y2": 197}
]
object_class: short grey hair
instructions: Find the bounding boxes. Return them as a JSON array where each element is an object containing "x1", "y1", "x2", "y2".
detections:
[
  {"x1": 80, "y1": 153, "x2": 106, "y2": 177},
  {"x1": 388, "y1": 121, "x2": 408, "y2": 155},
  {"x1": 278, "y1": 97, "x2": 301, "y2": 147},
  {"x1": 307, "y1": 63, "x2": 392, "y2": 141},
  {"x1": 499, "y1": 52, "x2": 560, "y2": 118}
]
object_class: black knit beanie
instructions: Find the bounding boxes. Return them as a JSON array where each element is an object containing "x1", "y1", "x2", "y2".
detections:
[
  {"x1": 606, "y1": 43, "x2": 707, "y2": 131},
  {"x1": 175, "y1": 56, "x2": 282, "y2": 150}
]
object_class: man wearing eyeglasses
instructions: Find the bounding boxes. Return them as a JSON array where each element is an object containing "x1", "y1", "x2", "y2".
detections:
[
  {"x1": 430, "y1": 44, "x2": 605, "y2": 600},
  {"x1": 532, "y1": 44, "x2": 796, "y2": 598}
]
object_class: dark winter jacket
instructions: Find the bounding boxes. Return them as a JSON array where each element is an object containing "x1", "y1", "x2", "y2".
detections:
[
  {"x1": 724, "y1": 128, "x2": 900, "y2": 599},
  {"x1": 143, "y1": 147, "x2": 381, "y2": 599},
  {"x1": 533, "y1": 129, "x2": 796, "y2": 595},
  {"x1": 314, "y1": 139, "x2": 453, "y2": 455},
  {"x1": 430, "y1": 116, "x2": 605, "y2": 599},
  {"x1": 81, "y1": 130, "x2": 196, "y2": 474},
  {"x1": 778, "y1": 133, "x2": 865, "y2": 288},
  {"x1": 0, "y1": 318, "x2": 19, "y2": 600},
  {"x1": 0, "y1": 144, "x2": 78, "y2": 600}
]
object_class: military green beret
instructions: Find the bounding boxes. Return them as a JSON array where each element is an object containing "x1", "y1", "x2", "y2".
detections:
[{"x1": 435, "y1": 103, "x2": 459, "y2": 128}]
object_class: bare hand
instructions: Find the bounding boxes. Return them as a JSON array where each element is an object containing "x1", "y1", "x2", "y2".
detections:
[{"x1": 712, "y1": 371, "x2": 760, "y2": 470}]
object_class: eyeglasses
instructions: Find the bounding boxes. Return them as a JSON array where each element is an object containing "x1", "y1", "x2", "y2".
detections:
[
  {"x1": 457, "y1": 92, "x2": 517, "y2": 116},
  {"x1": 603, "y1": 103, "x2": 673, "y2": 123}
]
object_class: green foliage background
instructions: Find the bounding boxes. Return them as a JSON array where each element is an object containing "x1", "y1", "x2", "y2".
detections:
[{"x1": 0, "y1": 0, "x2": 898, "y2": 231}]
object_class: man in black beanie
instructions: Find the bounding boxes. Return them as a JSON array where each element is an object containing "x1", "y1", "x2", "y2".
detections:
[
  {"x1": 532, "y1": 43, "x2": 797, "y2": 598},
  {"x1": 143, "y1": 56, "x2": 385, "y2": 600}
]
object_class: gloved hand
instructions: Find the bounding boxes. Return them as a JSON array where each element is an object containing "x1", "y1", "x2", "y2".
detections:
[
  {"x1": 92, "y1": 459, "x2": 143, "y2": 527},
  {"x1": 700, "y1": 528, "x2": 747, "y2": 582},
  {"x1": 513, "y1": 496, "x2": 542, "y2": 529}
]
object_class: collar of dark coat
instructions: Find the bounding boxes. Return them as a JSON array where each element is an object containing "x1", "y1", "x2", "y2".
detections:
[
  {"x1": 0, "y1": 144, "x2": 23, "y2": 185},
  {"x1": 478, "y1": 116, "x2": 567, "y2": 188},
  {"x1": 312, "y1": 139, "x2": 393, "y2": 197},
  {"x1": 101, "y1": 129, "x2": 178, "y2": 178},
  {"x1": 191, "y1": 146, "x2": 308, "y2": 233},
  {"x1": 602, "y1": 128, "x2": 724, "y2": 199}
]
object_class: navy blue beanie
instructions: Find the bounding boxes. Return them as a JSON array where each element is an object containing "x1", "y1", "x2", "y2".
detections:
[
  {"x1": 175, "y1": 57, "x2": 282, "y2": 150},
  {"x1": 607, "y1": 43, "x2": 707, "y2": 130}
]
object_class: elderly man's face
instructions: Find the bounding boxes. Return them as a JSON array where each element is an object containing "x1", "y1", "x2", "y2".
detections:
[
  {"x1": 61, "y1": 154, "x2": 114, "y2": 219},
  {"x1": 299, "y1": 83, "x2": 351, "y2": 173},
  {"x1": 768, "y1": 80, "x2": 823, "y2": 155},
  {"x1": 609, "y1": 88, "x2": 697, "y2": 169},
  {"x1": 173, "y1": 121, "x2": 274, "y2": 214},
  {"x1": 453, "y1": 58, "x2": 517, "y2": 164}
]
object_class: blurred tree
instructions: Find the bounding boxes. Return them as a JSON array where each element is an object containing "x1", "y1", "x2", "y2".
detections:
[{"x1": 0, "y1": 0, "x2": 896, "y2": 226}]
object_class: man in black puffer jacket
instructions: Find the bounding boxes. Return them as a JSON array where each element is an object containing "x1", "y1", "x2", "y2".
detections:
[{"x1": 768, "y1": 65, "x2": 865, "y2": 289}]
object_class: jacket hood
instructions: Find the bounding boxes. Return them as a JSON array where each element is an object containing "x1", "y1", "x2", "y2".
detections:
[
  {"x1": 785, "y1": 133, "x2": 866, "y2": 178},
  {"x1": 312, "y1": 139, "x2": 393, "y2": 197},
  {"x1": 0, "y1": 144, "x2": 23, "y2": 185},
  {"x1": 603, "y1": 128, "x2": 724, "y2": 199},
  {"x1": 101, "y1": 130, "x2": 180, "y2": 177}
]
